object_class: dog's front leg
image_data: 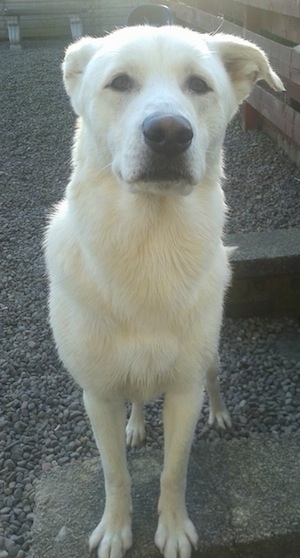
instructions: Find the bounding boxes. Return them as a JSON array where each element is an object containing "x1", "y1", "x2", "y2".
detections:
[
  {"x1": 155, "y1": 384, "x2": 204, "y2": 558},
  {"x1": 83, "y1": 391, "x2": 132, "y2": 558}
]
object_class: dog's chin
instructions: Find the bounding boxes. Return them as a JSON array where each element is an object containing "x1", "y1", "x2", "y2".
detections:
[{"x1": 129, "y1": 180, "x2": 195, "y2": 196}]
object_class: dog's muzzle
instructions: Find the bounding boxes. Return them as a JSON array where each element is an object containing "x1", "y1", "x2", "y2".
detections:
[
  {"x1": 142, "y1": 112, "x2": 193, "y2": 156},
  {"x1": 137, "y1": 112, "x2": 195, "y2": 185}
]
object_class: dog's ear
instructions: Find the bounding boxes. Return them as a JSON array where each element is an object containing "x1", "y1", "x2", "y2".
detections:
[
  {"x1": 62, "y1": 37, "x2": 103, "y2": 114},
  {"x1": 210, "y1": 34, "x2": 284, "y2": 103}
]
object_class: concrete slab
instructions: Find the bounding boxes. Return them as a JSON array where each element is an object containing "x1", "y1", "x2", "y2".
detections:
[
  {"x1": 225, "y1": 229, "x2": 300, "y2": 317},
  {"x1": 226, "y1": 229, "x2": 300, "y2": 277},
  {"x1": 31, "y1": 435, "x2": 300, "y2": 558}
]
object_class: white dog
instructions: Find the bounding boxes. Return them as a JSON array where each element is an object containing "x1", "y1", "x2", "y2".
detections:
[{"x1": 45, "y1": 25, "x2": 283, "y2": 558}]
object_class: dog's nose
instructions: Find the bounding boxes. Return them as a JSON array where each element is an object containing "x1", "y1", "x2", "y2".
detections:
[{"x1": 142, "y1": 113, "x2": 193, "y2": 155}]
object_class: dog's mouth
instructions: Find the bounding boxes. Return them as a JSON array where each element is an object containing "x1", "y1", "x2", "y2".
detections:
[
  {"x1": 138, "y1": 164, "x2": 194, "y2": 184},
  {"x1": 127, "y1": 152, "x2": 196, "y2": 186},
  {"x1": 117, "y1": 158, "x2": 197, "y2": 196}
]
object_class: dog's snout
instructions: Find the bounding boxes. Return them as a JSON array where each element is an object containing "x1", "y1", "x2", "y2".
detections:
[{"x1": 142, "y1": 113, "x2": 193, "y2": 156}]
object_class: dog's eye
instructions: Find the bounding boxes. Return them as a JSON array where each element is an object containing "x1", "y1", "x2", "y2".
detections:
[
  {"x1": 108, "y1": 74, "x2": 133, "y2": 92},
  {"x1": 188, "y1": 76, "x2": 211, "y2": 94}
]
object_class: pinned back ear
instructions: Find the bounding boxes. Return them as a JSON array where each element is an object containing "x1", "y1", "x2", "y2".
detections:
[
  {"x1": 62, "y1": 37, "x2": 103, "y2": 114},
  {"x1": 210, "y1": 34, "x2": 284, "y2": 103}
]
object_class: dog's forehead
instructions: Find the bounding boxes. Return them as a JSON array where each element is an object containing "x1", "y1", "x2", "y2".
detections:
[{"x1": 96, "y1": 26, "x2": 214, "y2": 76}]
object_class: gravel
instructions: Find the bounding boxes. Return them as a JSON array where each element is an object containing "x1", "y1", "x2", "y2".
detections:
[{"x1": 1, "y1": 39, "x2": 300, "y2": 557}]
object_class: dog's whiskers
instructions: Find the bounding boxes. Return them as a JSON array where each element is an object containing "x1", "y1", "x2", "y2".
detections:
[{"x1": 98, "y1": 162, "x2": 113, "y2": 175}]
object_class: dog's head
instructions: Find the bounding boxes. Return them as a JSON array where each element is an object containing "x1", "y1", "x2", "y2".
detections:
[{"x1": 63, "y1": 26, "x2": 283, "y2": 196}]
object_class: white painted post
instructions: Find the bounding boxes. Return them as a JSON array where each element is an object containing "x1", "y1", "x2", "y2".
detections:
[
  {"x1": 6, "y1": 16, "x2": 22, "y2": 51},
  {"x1": 69, "y1": 15, "x2": 83, "y2": 40}
]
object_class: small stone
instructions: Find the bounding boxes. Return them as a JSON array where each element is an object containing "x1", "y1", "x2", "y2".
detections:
[
  {"x1": 55, "y1": 526, "x2": 72, "y2": 542},
  {"x1": 41, "y1": 462, "x2": 52, "y2": 473},
  {"x1": 4, "y1": 460, "x2": 15, "y2": 471},
  {"x1": 4, "y1": 539, "x2": 20, "y2": 558}
]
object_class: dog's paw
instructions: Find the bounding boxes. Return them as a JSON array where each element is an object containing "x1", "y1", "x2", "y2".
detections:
[
  {"x1": 155, "y1": 513, "x2": 198, "y2": 558},
  {"x1": 126, "y1": 424, "x2": 146, "y2": 447},
  {"x1": 126, "y1": 403, "x2": 146, "y2": 447},
  {"x1": 89, "y1": 516, "x2": 132, "y2": 558},
  {"x1": 208, "y1": 405, "x2": 232, "y2": 429},
  {"x1": 126, "y1": 421, "x2": 146, "y2": 447}
]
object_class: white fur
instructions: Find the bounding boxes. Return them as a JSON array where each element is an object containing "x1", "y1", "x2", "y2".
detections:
[{"x1": 45, "y1": 25, "x2": 283, "y2": 558}]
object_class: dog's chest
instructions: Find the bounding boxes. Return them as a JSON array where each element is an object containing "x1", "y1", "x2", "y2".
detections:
[
  {"x1": 95, "y1": 208, "x2": 209, "y2": 321},
  {"x1": 72, "y1": 190, "x2": 225, "y2": 339}
]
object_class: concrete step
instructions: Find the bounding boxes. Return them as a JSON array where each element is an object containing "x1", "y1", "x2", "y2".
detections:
[
  {"x1": 225, "y1": 228, "x2": 300, "y2": 318},
  {"x1": 31, "y1": 435, "x2": 300, "y2": 558}
]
